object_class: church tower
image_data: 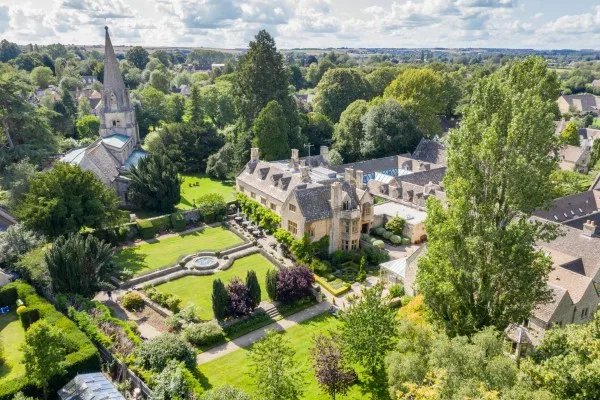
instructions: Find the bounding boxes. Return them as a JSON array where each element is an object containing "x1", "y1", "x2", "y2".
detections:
[{"x1": 99, "y1": 26, "x2": 140, "y2": 146}]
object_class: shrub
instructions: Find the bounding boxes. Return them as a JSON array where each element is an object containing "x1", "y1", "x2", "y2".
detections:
[
  {"x1": 389, "y1": 235, "x2": 402, "y2": 245},
  {"x1": 211, "y1": 279, "x2": 229, "y2": 320},
  {"x1": 331, "y1": 250, "x2": 353, "y2": 267},
  {"x1": 276, "y1": 265, "x2": 315, "y2": 304},
  {"x1": 202, "y1": 385, "x2": 251, "y2": 400},
  {"x1": 16, "y1": 305, "x2": 27, "y2": 315},
  {"x1": 19, "y1": 307, "x2": 40, "y2": 329},
  {"x1": 0, "y1": 286, "x2": 18, "y2": 307},
  {"x1": 227, "y1": 278, "x2": 253, "y2": 318},
  {"x1": 149, "y1": 215, "x2": 172, "y2": 232},
  {"x1": 266, "y1": 269, "x2": 278, "y2": 300},
  {"x1": 382, "y1": 230, "x2": 393, "y2": 240},
  {"x1": 373, "y1": 240, "x2": 385, "y2": 249},
  {"x1": 273, "y1": 228, "x2": 294, "y2": 248},
  {"x1": 196, "y1": 193, "x2": 227, "y2": 223},
  {"x1": 152, "y1": 360, "x2": 191, "y2": 400},
  {"x1": 374, "y1": 227, "x2": 387, "y2": 236},
  {"x1": 388, "y1": 284, "x2": 405, "y2": 298},
  {"x1": 145, "y1": 287, "x2": 181, "y2": 313},
  {"x1": 135, "y1": 333, "x2": 196, "y2": 371},
  {"x1": 170, "y1": 212, "x2": 186, "y2": 231},
  {"x1": 245, "y1": 270, "x2": 261, "y2": 309},
  {"x1": 385, "y1": 216, "x2": 405, "y2": 235},
  {"x1": 183, "y1": 321, "x2": 224, "y2": 347},
  {"x1": 310, "y1": 259, "x2": 331, "y2": 275},
  {"x1": 361, "y1": 245, "x2": 389, "y2": 264},
  {"x1": 121, "y1": 292, "x2": 144, "y2": 311},
  {"x1": 165, "y1": 315, "x2": 183, "y2": 332},
  {"x1": 137, "y1": 219, "x2": 155, "y2": 239},
  {"x1": 401, "y1": 237, "x2": 411, "y2": 245}
]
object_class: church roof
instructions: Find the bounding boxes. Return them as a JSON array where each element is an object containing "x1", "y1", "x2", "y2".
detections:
[
  {"x1": 102, "y1": 134, "x2": 130, "y2": 149},
  {"x1": 103, "y1": 27, "x2": 126, "y2": 93},
  {"x1": 124, "y1": 150, "x2": 147, "y2": 170}
]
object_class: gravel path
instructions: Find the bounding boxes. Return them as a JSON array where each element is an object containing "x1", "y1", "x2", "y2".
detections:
[{"x1": 197, "y1": 301, "x2": 331, "y2": 364}]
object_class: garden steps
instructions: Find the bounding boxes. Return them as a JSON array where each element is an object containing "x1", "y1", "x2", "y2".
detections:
[{"x1": 261, "y1": 303, "x2": 282, "y2": 320}]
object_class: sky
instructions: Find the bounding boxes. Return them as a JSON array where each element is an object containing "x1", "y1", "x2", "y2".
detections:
[{"x1": 0, "y1": 0, "x2": 598, "y2": 50}]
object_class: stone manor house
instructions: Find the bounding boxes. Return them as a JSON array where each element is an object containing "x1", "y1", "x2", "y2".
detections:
[{"x1": 61, "y1": 27, "x2": 146, "y2": 202}]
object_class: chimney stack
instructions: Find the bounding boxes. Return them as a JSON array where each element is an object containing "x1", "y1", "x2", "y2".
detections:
[
  {"x1": 300, "y1": 166, "x2": 310, "y2": 182},
  {"x1": 250, "y1": 147, "x2": 259, "y2": 162},
  {"x1": 582, "y1": 220, "x2": 597, "y2": 237},
  {"x1": 355, "y1": 170, "x2": 364, "y2": 188},
  {"x1": 344, "y1": 168, "x2": 354, "y2": 184},
  {"x1": 290, "y1": 148, "x2": 299, "y2": 168},
  {"x1": 331, "y1": 181, "x2": 342, "y2": 210}
]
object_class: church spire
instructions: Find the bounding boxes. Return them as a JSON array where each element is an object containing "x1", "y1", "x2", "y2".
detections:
[{"x1": 103, "y1": 26, "x2": 126, "y2": 92}]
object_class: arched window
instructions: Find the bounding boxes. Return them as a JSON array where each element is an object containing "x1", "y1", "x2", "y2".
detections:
[{"x1": 110, "y1": 92, "x2": 118, "y2": 111}]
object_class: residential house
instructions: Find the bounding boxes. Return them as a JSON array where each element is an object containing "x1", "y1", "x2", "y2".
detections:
[
  {"x1": 379, "y1": 245, "x2": 426, "y2": 296},
  {"x1": 236, "y1": 147, "x2": 374, "y2": 253},
  {"x1": 579, "y1": 127, "x2": 600, "y2": 150},
  {"x1": 557, "y1": 93, "x2": 600, "y2": 115},
  {"x1": 372, "y1": 201, "x2": 427, "y2": 244},
  {"x1": 411, "y1": 138, "x2": 447, "y2": 165},
  {"x1": 532, "y1": 189, "x2": 600, "y2": 230},
  {"x1": 558, "y1": 144, "x2": 590, "y2": 173},
  {"x1": 61, "y1": 27, "x2": 146, "y2": 203}
]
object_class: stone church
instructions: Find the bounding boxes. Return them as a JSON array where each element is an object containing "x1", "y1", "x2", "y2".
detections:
[{"x1": 61, "y1": 27, "x2": 146, "y2": 202}]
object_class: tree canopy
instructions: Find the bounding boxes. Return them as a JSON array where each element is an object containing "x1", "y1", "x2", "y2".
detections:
[
  {"x1": 126, "y1": 153, "x2": 181, "y2": 213},
  {"x1": 314, "y1": 68, "x2": 372, "y2": 122},
  {"x1": 253, "y1": 100, "x2": 290, "y2": 161},
  {"x1": 417, "y1": 57, "x2": 560, "y2": 336}
]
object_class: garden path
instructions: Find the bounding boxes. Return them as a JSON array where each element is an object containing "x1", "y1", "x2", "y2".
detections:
[
  {"x1": 196, "y1": 300, "x2": 331, "y2": 364},
  {"x1": 95, "y1": 291, "x2": 164, "y2": 339}
]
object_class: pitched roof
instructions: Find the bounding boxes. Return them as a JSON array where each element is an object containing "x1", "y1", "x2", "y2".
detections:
[
  {"x1": 294, "y1": 186, "x2": 333, "y2": 221},
  {"x1": 395, "y1": 167, "x2": 446, "y2": 187},
  {"x1": 533, "y1": 284, "x2": 570, "y2": 323},
  {"x1": 560, "y1": 94, "x2": 600, "y2": 113},
  {"x1": 559, "y1": 144, "x2": 587, "y2": 164},
  {"x1": 0, "y1": 207, "x2": 16, "y2": 232},
  {"x1": 548, "y1": 266, "x2": 594, "y2": 304},
  {"x1": 103, "y1": 27, "x2": 126, "y2": 93},
  {"x1": 536, "y1": 221, "x2": 600, "y2": 280},
  {"x1": 412, "y1": 138, "x2": 447, "y2": 165},
  {"x1": 329, "y1": 155, "x2": 399, "y2": 174},
  {"x1": 533, "y1": 190, "x2": 600, "y2": 224},
  {"x1": 101, "y1": 134, "x2": 130, "y2": 149},
  {"x1": 579, "y1": 127, "x2": 600, "y2": 141}
]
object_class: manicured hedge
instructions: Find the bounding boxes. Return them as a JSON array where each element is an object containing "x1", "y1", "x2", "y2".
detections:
[
  {"x1": 0, "y1": 286, "x2": 17, "y2": 307},
  {"x1": 148, "y1": 215, "x2": 171, "y2": 232},
  {"x1": 0, "y1": 282, "x2": 99, "y2": 400},
  {"x1": 137, "y1": 219, "x2": 155, "y2": 240},
  {"x1": 314, "y1": 275, "x2": 351, "y2": 296},
  {"x1": 170, "y1": 212, "x2": 186, "y2": 231},
  {"x1": 18, "y1": 307, "x2": 40, "y2": 330}
]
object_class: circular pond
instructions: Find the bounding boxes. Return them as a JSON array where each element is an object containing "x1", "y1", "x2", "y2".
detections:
[{"x1": 191, "y1": 256, "x2": 219, "y2": 271}]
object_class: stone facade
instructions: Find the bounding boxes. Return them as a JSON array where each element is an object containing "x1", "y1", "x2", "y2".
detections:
[{"x1": 236, "y1": 147, "x2": 373, "y2": 253}]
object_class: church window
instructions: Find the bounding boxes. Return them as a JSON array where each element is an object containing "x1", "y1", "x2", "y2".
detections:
[
  {"x1": 110, "y1": 92, "x2": 118, "y2": 111},
  {"x1": 112, "y1": 120, "x2": 116, "y2": 127}
]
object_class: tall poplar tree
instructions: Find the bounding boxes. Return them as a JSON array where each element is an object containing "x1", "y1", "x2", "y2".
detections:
[{"x1": 417, "y1": 57, "x2": 561, "y2": 336}]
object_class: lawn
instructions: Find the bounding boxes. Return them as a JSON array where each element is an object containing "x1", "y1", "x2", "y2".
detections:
[
  {"x1": 114, "y1": 227, "x2": 243, "y2": 277},
  {"x1": 177, "y1": 174, "x2": 236, "y2": 210},
  {"x1": 197, "y1": 313, "x2": 388, "y2": 400},
  {"x1": 0, "y1": 312, "x2": 26, "y2": 385},
  {"x1": 156, "y1": 253, "x2": 275, "y2": 320}
]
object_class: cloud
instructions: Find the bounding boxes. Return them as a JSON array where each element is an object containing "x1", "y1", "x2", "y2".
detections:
[
  {"x1": 61, "y1": 0, "x2": 134, "y2": 19},
  {"x1": 458, "y1": 0, "x2": 515, "y2": 8},
  {"x1": 541, "y1": 6, "x2": 600, "y2": 35},
  {"x1": 0, "y1": 6, "x2": 9, "y2": 33}
]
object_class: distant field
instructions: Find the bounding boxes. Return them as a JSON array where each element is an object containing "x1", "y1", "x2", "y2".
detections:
[
  {"x1": 177, "y1": 174, "x2": 236, "y2": 210},
  {"x1": 114, "y1": 227, "x2": 243, "y2": 276},
  {"x1": 157, "y1": 253, "x2": 274, "y2": 320}
]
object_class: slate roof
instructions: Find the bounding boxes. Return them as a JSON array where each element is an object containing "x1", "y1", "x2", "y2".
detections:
[
  {"x1": 395, "y1": 167, "x2": 446, "y2": 186},
  {"x1": 559, "y1": 144, "x2": 587, "y2": 164},
  {"x1": 103, "y1": 27, "x2": 126, "y2": 94},
  {"x1": 536, "y1": 221, "x2": 600, "y2": 281},
  {"x1": 533, "y1": 190, "x2": 600, "y2": 224},
  {"x1": 0, "y1": 207, "x2": 17, "y2": 232},
  {"x1": 548, "y1": 266, "x2": 594, "y2": 304},
  {"x1": 533, "y1": 284, "x2": 570, "y2": 323},
  {"x1": 58, "y1": 372, "x2": 124, "y2": 400},
  {"x1": 293, "y1": 180, "x2": 362, "y2": 222},
  {"x1": 579, "y1": 127, "x2": 600, "y2": 141},
  {"x1": 412, "y1": 138, "x2": 447, "y2": 165},
  {"x1": 329, "y1": 156, "x2": 398, "y2": 174},
  {"x1": 504, "y1": 323, "x2": 533, "y2": 344},
  {"x1": 560, "y1": 94, "x2": 600, "y2": 114}
]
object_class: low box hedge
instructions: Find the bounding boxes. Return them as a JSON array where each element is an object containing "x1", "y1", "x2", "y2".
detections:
[
  {"x1": 148, "y1": 215, "x2": 171, "y2": 232},
  {"x1": 137, "y1": 219, "x2": 155, "y2": 240},
  {"x1": 314, "y1": 275, "x2": 351, "y2": 296},
  {"x1": 0, "y1": 282, "x2": 100, "y2": 400}
]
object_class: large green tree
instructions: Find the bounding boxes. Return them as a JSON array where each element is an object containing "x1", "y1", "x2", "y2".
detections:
[
  {"x1": 46, "y1": 233, "x2": 116, "y2": 297},
  {"x1": 559, "y1": 121, "x2": 580, "y2": 146},
  {"x1": 360, "y1": 98, "x2": 422, "y2": 159},
  {"x1": 22, "y1": 320, "x2": 68, "y2": 399},
  {"x1": 253, "y1": 100, "x2": 290, "y2": 161},
  {"x1": 314, "y1": 68, "x2": 372, "y2": 122},
  {"x1": 301, "y1": 112, "x2": 333, "y2": 149},
  {"x1": 340, "y1": 284, "x2": 396, "y2": 375},
  {"x1": 417, "y1": 57, "x2": 560, "y2": 336},
  {"x1": 127, "y1": 154, "x2": 181, "y2": 213},
  {"x1": 332, "y1": 99, "x2": 369, "y2": 162},
  {"x1": 366, "y1": 66, "x2": 400, "y2": 97},
  {"x1": 17, "y1": 163, "x2": 119, "y2": 238},
  {"x1": 250, "y1": 330, "x2": 302, "y2": 400},
  {"x1": 384, "y1": 68, "x2": 447, "y2": 137},
  {"x1": 126, "y1": 46, "x2": 150, "y2": 70},
  {"x1": 0, "y1": 65, "x2": 58, "y2": 168}
]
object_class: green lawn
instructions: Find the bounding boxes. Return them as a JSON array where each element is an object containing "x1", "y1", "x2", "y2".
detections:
[
  {"x1": 177, "y1": 174, "x2": 236, "y2": 210},
  {"x1": 156, "y1": 253, "x2": 274, "y2": 320},
  {"x1": 114, "y1": 227, "x2": 243, "y2": 277},
  {"x1": 0, "y1": 312, "x2": 26, "y2": 384},
  {"x1": 197, "y1": 313, "x2": 387, "y2": 399}
]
